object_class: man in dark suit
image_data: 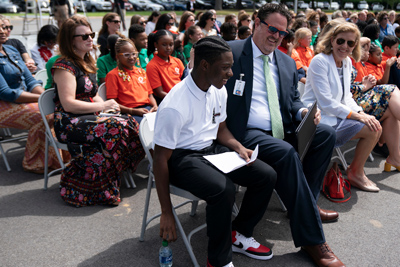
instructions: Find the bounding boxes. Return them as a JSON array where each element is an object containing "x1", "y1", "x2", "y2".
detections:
[{"x1": 226, "y1": 3, "x2": 344, "y2": 267}]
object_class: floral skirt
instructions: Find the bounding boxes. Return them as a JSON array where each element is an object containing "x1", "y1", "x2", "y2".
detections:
[
  {"x1": 352, "y1": 84, "x2": 396, "y2": 120},
  {"x1": 55, "y1": 113, "x2": 145, "y2": 207}
]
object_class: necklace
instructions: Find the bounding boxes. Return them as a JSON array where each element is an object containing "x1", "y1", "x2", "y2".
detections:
[{"x1": 118, "y1": 68, "x2": 131, "y2": 82}]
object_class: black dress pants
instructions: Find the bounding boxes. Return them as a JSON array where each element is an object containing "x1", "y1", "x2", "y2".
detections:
[
  {"x1": 168, "y1": 143, "x2": 277, "y2": 267},
  {"x1": 241, "y1": 123, "x2": 336, "y2": 247}
]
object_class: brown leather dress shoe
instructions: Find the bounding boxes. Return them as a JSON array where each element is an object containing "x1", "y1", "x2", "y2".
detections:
[
  {"x1": 301, "y1": 242, "x2": 345, "y2": 267},
  {"x1": 318, "y1": 206, "x2": 339, "y2": 223}
]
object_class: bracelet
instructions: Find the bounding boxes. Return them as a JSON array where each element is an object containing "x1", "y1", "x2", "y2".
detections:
[{"x1": 346, "y1": 111, "x2": 352, "y2": 119}]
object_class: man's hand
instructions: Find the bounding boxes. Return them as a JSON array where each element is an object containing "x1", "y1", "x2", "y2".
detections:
[
  {"x1": 314, "y1": 108, "x2": 321, "y2": 125},
  {"x1": 237, "y1": 146, "x2": 253, "y2": 163},
  {"x1": 160, "y1": 212, "x2": 177, "y2": 242}
]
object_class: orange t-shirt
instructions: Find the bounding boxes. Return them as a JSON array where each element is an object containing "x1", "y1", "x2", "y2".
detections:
[
  {"x1": 352, "y1": 60, "x2": 369, "y2": 82},
  {"x1": 365, "y1": 61, "x2": 384, "y2": 80},
  {"x1": 146, "y1": 55, "x2": 184, "y2": 93},
  {"x1": 278, "y1": 46, "x2": 288, "y2": 54},
  {"x1": 290, "y1": 49, "x2": 303, "y2": 70},
  {"x1": 294, "y1": 46, "x2": 314, "y2": 68},
  {"x1": 105, "y1": 66, "x2": 153, "y2": 108}
]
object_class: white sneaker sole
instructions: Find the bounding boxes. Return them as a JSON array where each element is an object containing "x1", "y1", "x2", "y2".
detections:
[{"x1": 232, "y1": 245, "x2": 273, "y2": 260}]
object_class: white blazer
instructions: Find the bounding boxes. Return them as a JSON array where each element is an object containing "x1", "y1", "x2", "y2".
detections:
[{"x1": 301, "y1": 53, "x2": 362, "y2": 126}]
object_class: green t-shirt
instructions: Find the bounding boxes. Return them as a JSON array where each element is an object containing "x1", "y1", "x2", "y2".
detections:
[
  {"x1": 136, "y1": 49, "x2": 153, "y2": 70},
  {"x1": 310, "y1": 34, "x2": 318, "y2": 47},
  {"x1": 373, "y1": 39, "x2": 383, "y2": 52},
  {"x1": 45, "y1": 55, "x2": 61, "y2": 89},
  {"x1": 97, "y1": 53, "x2": 117, "y2": 85},
  {"x1": 183, "y1": 42, "x2": 193, "y2": 61}
]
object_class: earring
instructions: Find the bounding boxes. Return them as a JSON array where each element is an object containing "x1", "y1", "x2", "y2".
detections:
[{"x1": 155, "y1": 48, "x2": 158, "y2": 55}]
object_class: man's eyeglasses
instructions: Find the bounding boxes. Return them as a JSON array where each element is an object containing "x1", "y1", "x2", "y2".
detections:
[
  {"x1": 5, "y1": 25, "x2": 13, "y2": 31},
  {"x1": 118, "y1": 52, "x2": 138, "y2": 58},
  {"x1": 259, "y1": 20, "x2": 288, "y2": 37},
  {"x1": 111, "y1": 20, "x2": 121, "y2": 23},
  {"x1": 73, "y1": 32, "x2": 96, "y2": 41},
  {"x1": 336, "y1": 38, "x2": 356, "y2": 47},
  {"x1": 210, "y1": 18, "x2": 216, "y2": 21}
]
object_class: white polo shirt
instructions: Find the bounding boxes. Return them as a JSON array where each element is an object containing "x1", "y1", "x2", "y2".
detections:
[{"x1": 154, "y1": 74, "x2": 227, "y2": 151}]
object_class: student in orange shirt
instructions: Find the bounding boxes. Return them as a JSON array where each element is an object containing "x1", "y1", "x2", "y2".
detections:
[
  {"x1": 381, "y1": 35, "x2": 399, "y2": 71},
  {"x1": 366, "y1": 43, "x2": 397, "y2": 85},
  {"x1": 292, "y1": 28, "x2": 314, "y2": 74},
  {"x1": 146, "y1": 30, "x2": 184, "y2": 103},
  {"x1": 351, "y1": 37, "x2": 400, "y2": 170},
  {"x1": 105, "y1": 38, "x2": 157, "y2": 123}
]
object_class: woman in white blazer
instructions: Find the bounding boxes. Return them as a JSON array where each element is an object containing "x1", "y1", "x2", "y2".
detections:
[{"x1": 302, "y1": 21, "x2": 381, "y2": 192}]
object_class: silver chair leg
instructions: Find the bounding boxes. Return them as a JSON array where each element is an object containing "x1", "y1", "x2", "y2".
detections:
[
  {"x1": 274, "y1": 189, "x2": 287, "y2": 212},
  {"x1": 0, "y1": 144, "x2": 11, "y2": 172}
]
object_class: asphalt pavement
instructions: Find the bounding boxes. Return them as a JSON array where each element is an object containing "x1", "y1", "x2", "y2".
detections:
[{"x1": 1, "y1": 15, "x2": 400, "y2": 267}]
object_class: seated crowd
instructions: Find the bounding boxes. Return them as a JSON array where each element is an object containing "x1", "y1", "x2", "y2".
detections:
[{"x1": 2, "y1": 4, "x2": 400, "y2": 267}]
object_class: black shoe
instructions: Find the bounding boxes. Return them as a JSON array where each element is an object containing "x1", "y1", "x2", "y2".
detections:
[{"x1": 373, "y1": 143, "x2": 389, "y2": 158}]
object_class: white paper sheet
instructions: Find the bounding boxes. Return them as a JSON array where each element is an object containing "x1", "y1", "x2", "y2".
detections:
[
  {"x1": 203, "y1": 145, "x2": 259, "y2": 173},
  {"x1": 144, "y1": 112, "x2": 157, "y2": 131}
]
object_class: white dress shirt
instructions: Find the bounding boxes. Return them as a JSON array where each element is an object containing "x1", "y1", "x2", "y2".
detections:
[{"x1": 154, "y1": 74, "x2": 227, "y2": 151}]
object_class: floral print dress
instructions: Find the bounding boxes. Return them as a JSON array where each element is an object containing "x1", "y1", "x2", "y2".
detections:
[
  {"x1": 52, "y1": 58, "x2": 145, "y2": 207},
  {"x1": 350, "y1": 66, "x2": 396, "y2": 120}
]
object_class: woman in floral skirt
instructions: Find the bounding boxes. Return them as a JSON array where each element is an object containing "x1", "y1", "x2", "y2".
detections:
[{"x1": 52, "y1": 15, "x2": 145, "y2": 207}]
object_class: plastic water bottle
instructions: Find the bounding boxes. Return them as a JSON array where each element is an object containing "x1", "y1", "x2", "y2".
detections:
[{"x1": 159, "y1": 240, "x2": 173, "y2": 267}]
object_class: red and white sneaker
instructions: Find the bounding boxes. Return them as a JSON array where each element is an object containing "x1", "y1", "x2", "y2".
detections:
[
  {"x1": 232, "y1": 231, "x2": 273, "y2": 260},
  {"x1": 206, "y1": 259, "x2": 234, "y2": 267}
]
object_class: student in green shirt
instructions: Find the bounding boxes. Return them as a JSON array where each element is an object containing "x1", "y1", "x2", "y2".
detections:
[
  {"x1": 183, "y1": 25, "x2": 203, "y2": 63},
  {"x1": 129, "y1": 24, "x2": 152, "y2": 70},
  {"x1": 309, "y1": 20, "x2": 318, "y2": 49},
  {"x1": 44, "y1": 54, "x2": 61, "y2": 89},
  {"x1": 97, "y1": 34, "x2": 119, "y2": 85}
]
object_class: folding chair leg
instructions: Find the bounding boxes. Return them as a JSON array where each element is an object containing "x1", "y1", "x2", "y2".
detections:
[
  {"x1": 43, "y1": 137, "x2": 49, "y2": 190},
  {"x1": 126, "y1": 170, "x2": 136, "y2": 188},
  {"x1": 335, "y1": 148, "x2": 348, "y2": 169},
  {"x1": 274, "y1": 189, "x2": 287, "y2": 212},
  {"x1": 369, "y1": 153, "x2": 374, "y2": 162},
  {"x1": 123, "y1": 173, "x2": 131, "y2": 189},
  {"x1": 0, "y1": 144, "x2": 11, "y2": 172},
  {"x1": 139, "y1": 173, "x2": 155, "y2": 242},
  {"x1": 172, "y1": 207, "x2": 200, "y2": 267},
  {"x1": 190, "y1": 200, "x2": 198, "y2": 217}
]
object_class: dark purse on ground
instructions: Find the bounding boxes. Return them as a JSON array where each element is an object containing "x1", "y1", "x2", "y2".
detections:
[{"x1": 322, "y1": 162, "x2": 351, "y2": 203}]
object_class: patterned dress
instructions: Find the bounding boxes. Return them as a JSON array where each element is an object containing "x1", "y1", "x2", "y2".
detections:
[
  {"x1": 350, "y1": 66, "x2": 396, "y2": 120},
  {"x1": 52, "y1": 58, "x2": 145, "y2": 207}
]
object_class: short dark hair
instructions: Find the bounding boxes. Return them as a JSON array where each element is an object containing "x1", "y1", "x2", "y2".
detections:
[
  {"x1": 220, "y1": 22, "x2": 238, "y2": 35},
  {"x1": 193, "y1": 36, "x2": 231, "y2": 67},
  {"x1": 238, "y1": 25, "x2": 250, "y2": 36},
  {"x1": 369, "y1": 43, "x2": 380, "y2": 54},
  {"x1": 395, "y1": 26, "x2": 400, "y2": 34},
  {"x1": 309, "y1": 20, "x2": 318, "y2": 28},
  {"x1": 363, "y1": 24, "x2": 380, "y2": 41},
  {"x1": 257, "y1": 3, "x2": 291, "y2": 27},
  {"x1": 382, "y1": 35, "x2": 400, "y2": 49},
  {"x1": 129, "y1": 24, "x2": 145, "y2": 40},
  {"x1": 37, "y1": 24, "x2": 59, "y2": 46}
]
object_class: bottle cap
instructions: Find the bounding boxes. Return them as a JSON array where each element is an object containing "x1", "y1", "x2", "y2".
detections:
[{"x1": 162, "y1": 240, "x2": 168, "y2": 247}]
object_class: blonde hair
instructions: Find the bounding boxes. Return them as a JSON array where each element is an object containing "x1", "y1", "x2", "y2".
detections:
[
  {"x1": 315, "y1": 21, "x2": 361, "y2": 62},
  {"x1": 294, "y1": 28, "x2": 312, "y2": 48}
]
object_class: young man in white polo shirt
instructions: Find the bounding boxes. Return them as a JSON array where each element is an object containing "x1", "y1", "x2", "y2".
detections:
[{"x1": 153, "y1": 36, "x2": 277, "y2": 267}]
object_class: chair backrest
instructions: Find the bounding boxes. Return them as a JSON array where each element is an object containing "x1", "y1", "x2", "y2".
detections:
[
  {"x1": 35, "y1": 69, "x2": 48, "y2": 84},
  {"x1": 38, "y1": 88, "x2": 57, "y2": 140},
  {"x1": 298, "y1": 81, "x2": 305, "y2": 97},
  {"x1": 98, "y1": 82, "x2": 107, "y2": 101},
  {"x1": 139, "y1": 112, "x2": 157, "y2": 167}
]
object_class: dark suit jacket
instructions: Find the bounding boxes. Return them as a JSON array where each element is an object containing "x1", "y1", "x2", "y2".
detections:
[
  {"x1": 226, "y1": 37, "x2": 305, "y2": 142},
  {"x1": 389, "y1": 64, "x2": 400, "y2": 88}
]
